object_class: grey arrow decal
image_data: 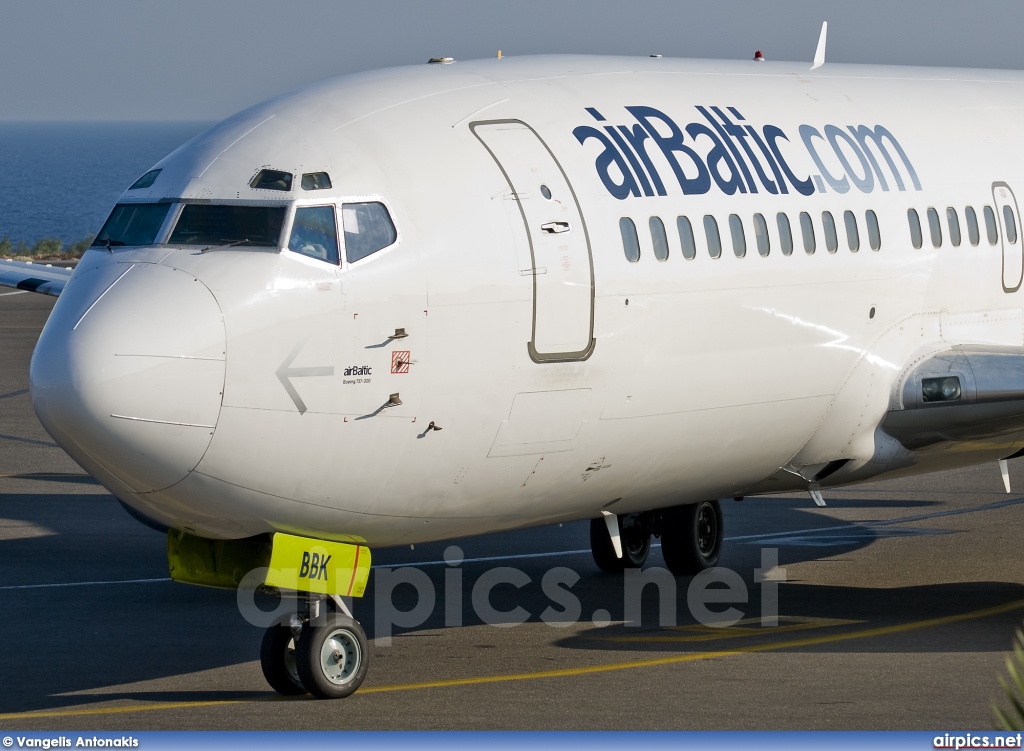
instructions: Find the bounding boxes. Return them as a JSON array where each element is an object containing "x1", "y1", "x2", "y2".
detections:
[{"x1": 276, "y1": 340, "x2": 334, "y2": 414}]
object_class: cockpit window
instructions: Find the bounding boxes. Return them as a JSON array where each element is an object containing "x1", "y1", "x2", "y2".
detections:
[
  {"x1": 129, "y1": 169, "x2": 161, "y2": 190},
  {"x1": 342, "y1": 202, "x2": 397, "y2": 262},
  {"x1": 250, "y1": 169, "x2": 293, "y2": 192},
  {"x1": 289, "y1": 206, "x2": 339, "y2": 264},
  {"x1": 169, "y1": 204, "x2": 285, "y2": 247},
  {"x1": 92, "y1": 203, "x2": 171, "y2": 247},
  {"x1": 301, "y1": 172, "x2": 332, "y2": 190}
]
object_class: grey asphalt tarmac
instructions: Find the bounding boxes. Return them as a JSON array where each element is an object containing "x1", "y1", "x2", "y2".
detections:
[{"x1": 1, "y1": 290, "x2": 1023, "y2": 730}]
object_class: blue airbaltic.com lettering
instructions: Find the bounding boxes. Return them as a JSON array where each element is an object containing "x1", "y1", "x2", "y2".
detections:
[{"x1": 573, "y1": 105, "x2": 922, "y2": 200}]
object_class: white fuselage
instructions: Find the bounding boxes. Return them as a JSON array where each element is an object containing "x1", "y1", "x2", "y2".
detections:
[{"x1": 27, "y1": 55, "x2": 1024, "y2": 546}]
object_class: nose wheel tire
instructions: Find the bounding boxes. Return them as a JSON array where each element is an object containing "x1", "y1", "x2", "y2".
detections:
[
  {"x1": 295, "y1": 613, "x2": 369, "y2": 699},
  {"x1": 590, "y1": 516, "x2": 651, "y2": 573},
  {"x1": 260, "y1": 624, "x2": 305, "y2": 696},
  {"x1": 660, "y1": 500, "x2": 724, "y2": 576}
]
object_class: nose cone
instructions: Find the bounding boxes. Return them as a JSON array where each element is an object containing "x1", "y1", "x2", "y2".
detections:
[{"x1": 31, "y1": 262, "x2": 225, "y2": 493}]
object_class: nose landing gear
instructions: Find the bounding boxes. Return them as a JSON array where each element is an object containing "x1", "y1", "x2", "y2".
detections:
[
  {"x1": 260, "y1": 595, "x2": 370, "y2": 699},
  {"x1": 167, "y1": 530, "x2": 373, "y2": 700}
]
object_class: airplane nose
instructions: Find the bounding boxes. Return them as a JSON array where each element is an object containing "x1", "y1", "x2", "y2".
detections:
[{"x1": 30, "y1": 262, "x2": 225, "y2": 493}]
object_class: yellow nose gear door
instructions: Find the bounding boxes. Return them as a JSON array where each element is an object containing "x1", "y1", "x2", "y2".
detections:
[{"x1": 472, "y1": 120, "x2": 595, "y2": 362}]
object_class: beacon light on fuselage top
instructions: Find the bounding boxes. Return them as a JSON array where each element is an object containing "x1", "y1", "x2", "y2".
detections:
[{"x1": 7, "y1": 48, "x2": 1024, "y2": 698}]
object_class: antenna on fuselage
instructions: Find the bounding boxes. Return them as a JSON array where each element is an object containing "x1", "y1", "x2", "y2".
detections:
[{"x1": 811, "y1": 21, "x2": 827, "y2": 70}]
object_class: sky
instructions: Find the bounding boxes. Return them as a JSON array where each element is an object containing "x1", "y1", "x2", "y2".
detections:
[{"x1": 2, "y1": 0, "x2": 1024, "y2": 121}]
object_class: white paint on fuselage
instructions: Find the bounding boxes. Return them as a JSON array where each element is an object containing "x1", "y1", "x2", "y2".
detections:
[{"x1": 30, "y1": 56, "x2": 1024, "y2": 545}]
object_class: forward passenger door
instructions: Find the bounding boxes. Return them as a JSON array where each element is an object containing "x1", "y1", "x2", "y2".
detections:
[
  {"x1": 994, "y1": 182, "x2": 1023, "y2": 292},
  {"x1": 471, "y1": 120, "x2": 595, "y2": 362}
]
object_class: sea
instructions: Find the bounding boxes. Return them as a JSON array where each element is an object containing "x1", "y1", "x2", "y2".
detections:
[{"x1": 0, "y1": 122, "x2": 211, "y2": 246}]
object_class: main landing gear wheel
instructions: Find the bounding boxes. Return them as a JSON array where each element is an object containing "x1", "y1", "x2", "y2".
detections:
[
  {"x1": 660, "y1": 499, "x2": 724, "y2": 576},
  {"x1": 260, "y1": 624, "x2": 305, "y2": 696},
  {"x1": 590, "y1": 516, "x2": 651, "y2": 573},
  {"x1": 296, "y1": 613, "x2": 369, "y2": 699}
]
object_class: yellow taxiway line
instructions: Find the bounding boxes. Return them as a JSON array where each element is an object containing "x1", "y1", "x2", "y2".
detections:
[
  {"x1": 0, "y1": 700, "x2": 244, "y2": 721},
  {"x1": 359, "y1": 597, "x2": 1024, "y2": 694},
  {"x1": 1, "y1": 597, "x2": 1022, "y2": 721},
  {"x1": 0, "y1": 473, "x2": 92, "y2": 479}
]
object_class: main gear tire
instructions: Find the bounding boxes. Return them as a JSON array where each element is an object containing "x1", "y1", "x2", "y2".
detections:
[{"x1": 660, "y1": 500, "x2": 724, "y2": 576}]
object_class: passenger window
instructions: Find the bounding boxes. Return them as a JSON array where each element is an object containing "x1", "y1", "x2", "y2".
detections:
[
  {"x1": 704, "y1": 215, "x2": 722, "y2": 259},
  {"x1": 753, "y1": 213, "x2": 770, "y2": 256},
  {"x1": 729, "y1": 214, "x2": 746, "y2": 258},
  {"x1": 650, "y1": 216, "x2": 669, "y2": 261},
  {"x1": 927, "y1": 208, "x2": 942, "y2": 247},
  {"x1": 908, "y1": 209, "x2": 923, "y2": 249},
  {"x1": 866, "y1": 210, "x2": 881, "y2": 250},
  {"x1": 777, "y1": 213, "x2": 793, "y2": 255},
  {"x1": 799, "y1": 212, "x2": 815, "y2": 254},
  {"x1": 677, "y1": 216, "x2": 696, "y2": 260},
  {"x1": 289, "y1": 206, "x2": 339, "y2": 264},
  {"x1": 965, "y1": 206, "x2": 980, "y2": 246},
  {"x1": 946, "y1": 208, "x2": 961, "y2": 247},
  {"x1": 620, "y1": 217, "x2": 640, "y2": 262},
  {"x1": 250, "y1": 169, "x2": 293, "y2": 192},
  {"x1": 301, "y1": 172, "x2": 332, "y2": 191},
  {"x1": 844, "y1": 210, "x2": 860, "y2": 251},
  {"x1": 822, "y1": 211, "x2": 838, "y2": 253},
  {"x1": 1004, "y1": 205, "x2": 1018, "y2": 244},
  {"x1": 984, "y1": 205, "x2": 999, "y2": 244},
  {"x1": 343, "y1": 202, "x2": 398, "y2": 262}
]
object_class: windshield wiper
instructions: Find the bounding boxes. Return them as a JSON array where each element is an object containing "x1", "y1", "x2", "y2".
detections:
[
  {"x1": 199, "y1": 238, "x2": 279, "y2": 252},
  {"x1": 201, "y1": 238, "x2": 251, "y2": 253}
]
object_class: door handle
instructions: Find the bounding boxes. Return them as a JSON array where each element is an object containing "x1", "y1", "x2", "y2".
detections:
[{"x1": 540, "y1": 221, "x2": 570, "y2": 234}]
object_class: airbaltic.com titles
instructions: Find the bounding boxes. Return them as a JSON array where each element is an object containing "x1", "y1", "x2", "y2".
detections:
[{"x1": 574, "y1": 104, "x2": 922, "y2": 200}]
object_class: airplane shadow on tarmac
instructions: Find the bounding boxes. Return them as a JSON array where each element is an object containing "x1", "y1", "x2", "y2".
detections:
[{"x1": 0, "y1": 486, "x2": 1021, "y2": 714}]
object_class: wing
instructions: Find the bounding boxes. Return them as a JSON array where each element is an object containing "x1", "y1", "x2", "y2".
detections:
[{"x1": 0, "y1": 258, "x2": 75, "y2": 297}]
